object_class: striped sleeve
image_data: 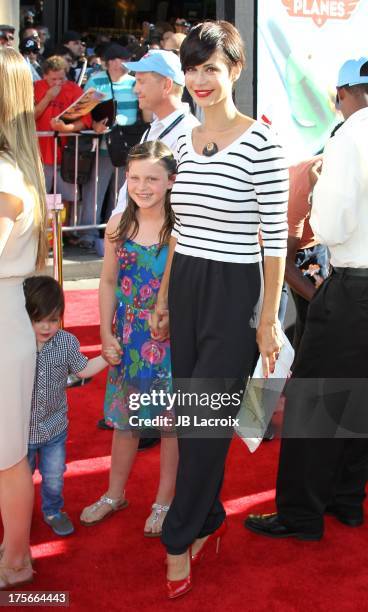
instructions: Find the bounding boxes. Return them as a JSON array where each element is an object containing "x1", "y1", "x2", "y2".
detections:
[
  {"x1": 171, "y1": 135, "x2": 185, "y2": 239},
  {"x1": 171, "y1": 214, "x2": 181, "y2": 239},
  {"x1": 252, "y1": 128, "x2": 289, "y2": 257}
]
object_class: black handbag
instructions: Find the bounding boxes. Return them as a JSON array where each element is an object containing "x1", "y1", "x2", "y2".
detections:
[
  {"x1": 60, "y1": 135, "x2": 95, "y2": 185},
  {"x1": 105, "y1": 71, "x2": 149, "y2": 167},
  {"x1": 106, "y1": 121, "x2": 149, "y2": 167}
]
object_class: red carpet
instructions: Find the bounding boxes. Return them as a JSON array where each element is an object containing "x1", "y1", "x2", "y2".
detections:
[{"x1": 3, "y1": 289, "x2": 367, "y2": 611}]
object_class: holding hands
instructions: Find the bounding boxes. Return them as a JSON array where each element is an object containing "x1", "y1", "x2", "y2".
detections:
[
  {"x1": 101, "y1": 333, "x2": 122, "y2": 366},
  {"x1": 149, "y1": 303, "x2": 170, "y2": 342}
]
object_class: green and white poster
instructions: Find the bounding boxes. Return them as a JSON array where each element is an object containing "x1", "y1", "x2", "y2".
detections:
[{"x1": 257, "y1": 0, "x2": 368, "y2": 161}]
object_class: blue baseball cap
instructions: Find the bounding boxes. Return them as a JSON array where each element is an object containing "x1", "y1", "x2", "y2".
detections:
[
  {"x1": 123, "y1": 50, "x2": 185, "y2": 86},
  {"x1": 337, "y1": 57, "x2": 368, "y2": 87}
]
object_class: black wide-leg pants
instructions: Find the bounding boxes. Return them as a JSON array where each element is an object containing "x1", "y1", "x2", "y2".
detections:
[
  {"x1": 276, "y1": 271, "x2": 368, "y2": 534},
  {"x1": 161, "y1": 253, "x2": 261, "y2": 554}
]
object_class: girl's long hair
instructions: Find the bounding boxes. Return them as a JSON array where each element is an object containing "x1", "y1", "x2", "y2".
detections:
[
  {"x1": 0, "y1": 47, "x2": 48, "y2": 268},
  {"x1": 110, "y1": 140, "x2": 176, "y2": 251}
]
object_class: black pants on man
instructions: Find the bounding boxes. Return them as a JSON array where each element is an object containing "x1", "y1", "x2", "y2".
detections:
[{"x1": 276, "y1": 270, "x2": 368, "y2": 535}]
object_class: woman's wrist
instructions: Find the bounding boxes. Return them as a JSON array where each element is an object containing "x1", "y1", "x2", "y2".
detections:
[
  {"x1": 156, "y1": 291, "x2": 168, "y2": 309},
  {"x1": 259, "y1": 317, "x2": 279, "y2": 327}
]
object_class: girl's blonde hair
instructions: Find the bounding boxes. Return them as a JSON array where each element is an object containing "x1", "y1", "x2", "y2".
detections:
[
  {"x1": 0, "y1": 47, "x2": 48, "y2": 268},
  {"x1": 110, "y1": 140, "x2": 177, "y2": 251}
]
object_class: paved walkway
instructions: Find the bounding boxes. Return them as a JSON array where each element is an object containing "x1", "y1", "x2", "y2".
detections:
[{"x1": 46, "y1": 245, "x2": 102, "y2": 281}]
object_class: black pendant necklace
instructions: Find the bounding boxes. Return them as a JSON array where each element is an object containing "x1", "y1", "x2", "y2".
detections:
[{"x1": 202, "y1": 142, "x2": 219, "y2": 157}]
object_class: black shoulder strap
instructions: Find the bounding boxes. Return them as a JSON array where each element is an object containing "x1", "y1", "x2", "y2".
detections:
[
  {"x1": 106, "y1": 70, "x2": 118, "y2": 125},
  {"x1": 143, "y1": 113, "x2": 186, "y2": 142},
  {"x1": 106, "y1": 69, "x2": 115, "y2": 100},
  {"x1": 142, "y1": 126, "x2": 151, "y2": 142}
]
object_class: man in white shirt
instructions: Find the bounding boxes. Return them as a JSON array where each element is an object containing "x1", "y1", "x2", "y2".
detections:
[
  {"x1": 245, "y1": 56, "x2": 368, "y2": 541},
  {"x1": 113, "y1": 49, "x2": 198, "y2": 215}
]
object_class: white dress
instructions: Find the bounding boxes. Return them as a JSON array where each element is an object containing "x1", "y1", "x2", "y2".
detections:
[{"x1": 0, "y1": 155, "x2": 38, "y2": 469}]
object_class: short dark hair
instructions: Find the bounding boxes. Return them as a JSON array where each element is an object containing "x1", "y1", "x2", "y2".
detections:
[
  {"x1": 54, "y1": 44, "x2": 75, "y2": 59},
  {"x1": 62, "y1": 30, "x2": 81, "y2": 44},
  {"x1": 180, "y1": 20, "x2": 246, "y2": 73},
  {"x1": 102, "y1": 43, "x2": 131, "y2": 62},
  {"x1": 24, "y1": 276, "x2": 65, "y2": 321}
]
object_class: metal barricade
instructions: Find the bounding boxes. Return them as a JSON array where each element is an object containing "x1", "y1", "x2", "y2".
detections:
[{"x1": 37, "y1": 131, "x2": 120, "y2": 286}]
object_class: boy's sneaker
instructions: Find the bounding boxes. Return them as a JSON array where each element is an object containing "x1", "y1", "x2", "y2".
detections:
[{"x1": 44, "y1": 512, "x2": 74, "y2": 536}]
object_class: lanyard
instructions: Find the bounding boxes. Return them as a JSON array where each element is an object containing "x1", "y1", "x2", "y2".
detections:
[{"x1": 143, "y1": 113, "x2": 186, "y2": 142}]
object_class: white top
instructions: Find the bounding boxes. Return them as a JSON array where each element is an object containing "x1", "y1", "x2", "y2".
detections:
[
  {"x1": 171, "y1": 121, "x2": 289, "y2": 264},
  {"x1": 310, "y1": 107, "x2": 368, "y2": 268},
  {"x1": 0, "y1": 155, "x2": 38, "y2": 280},
  {"x1": 113, "y1": 105, "x2": 199, "y2": 215}
]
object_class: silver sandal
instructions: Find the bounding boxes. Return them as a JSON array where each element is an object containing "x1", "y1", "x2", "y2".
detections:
[
  {"x1": 80, "y1": 492, "x2": 129, "y2": 526},
  {"x1": 144, "y1": 503, "x2": 170, "y2": 538},
  {"x1": 0, "y1": 563, "x2": 34, "y2": 590}
]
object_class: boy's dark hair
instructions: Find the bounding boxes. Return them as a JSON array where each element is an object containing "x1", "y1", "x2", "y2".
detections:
[
  {"x1": 23, "y1": 276, "x2": 65, "y2": 321},
  {"x1": 180, "y1": 20, "x2": 246, "y2": 73}
]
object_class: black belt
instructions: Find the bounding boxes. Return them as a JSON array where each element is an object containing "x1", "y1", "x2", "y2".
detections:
[{"x1": 333, "y1": 267, "x2": 368, "y2": 277}]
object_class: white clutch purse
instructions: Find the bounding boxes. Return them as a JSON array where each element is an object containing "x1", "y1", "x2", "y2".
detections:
[{"x1": 235, "y1": 330, "x2": 295, "y2": 453}]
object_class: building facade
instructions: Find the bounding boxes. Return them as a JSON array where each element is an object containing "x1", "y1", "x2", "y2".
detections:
[{"x1": 1, "y1": 0, "x2": 255, "y2": 116}]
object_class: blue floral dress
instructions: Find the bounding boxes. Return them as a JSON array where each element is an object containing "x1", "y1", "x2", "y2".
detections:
[{"x1": 104, "y1": 239, "x2": 172, "y2": 430}]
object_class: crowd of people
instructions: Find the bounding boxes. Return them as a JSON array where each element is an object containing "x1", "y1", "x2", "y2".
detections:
[
  {"x1": 0, "y1": 17, "x2": 368, "y2": 603},
  {"x1": 0, "y1": 18, "x2": 198, "y2": 252}
]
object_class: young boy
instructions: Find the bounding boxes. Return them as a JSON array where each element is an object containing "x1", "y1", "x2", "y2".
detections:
[{"x1": 23, "y1": 276, "x2": 117, "y2": 537}]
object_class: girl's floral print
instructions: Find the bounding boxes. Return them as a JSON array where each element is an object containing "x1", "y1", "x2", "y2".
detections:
[
  {"x1": 141, "y1": 340, "x2": 166, "y2": 365},
  {"x1": 121, "y1": 276, "x2": 133, "y2": 296},
  {"x1": 104, "y1": 239, "x2": 173, "y2": 431}
]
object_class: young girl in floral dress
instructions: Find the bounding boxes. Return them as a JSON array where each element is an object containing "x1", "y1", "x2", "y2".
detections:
[{"x1": 80, "y1": 141, "x2": 178, "y2": 536}]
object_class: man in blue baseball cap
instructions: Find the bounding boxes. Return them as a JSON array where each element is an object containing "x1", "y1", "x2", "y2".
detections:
[
  {"x1": 336, "y1": 56, "x2": 368, "y2": 87},
  {"x1": 113, "y1": 49, "x2": 198, "y2": 218},
  {"x1": 245, "y1": 56, "x2": 368, "y2": 542},
  {"x1": 335, "y1": 56, "x2": 368, "y2": 111},
  {"x1": 123, "y1": 48, "x2": 185, "y2": 85}
]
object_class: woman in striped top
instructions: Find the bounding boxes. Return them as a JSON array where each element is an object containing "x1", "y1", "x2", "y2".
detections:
[{"x1": 150, "y1": 21, "x2": 288, "y2": 598}]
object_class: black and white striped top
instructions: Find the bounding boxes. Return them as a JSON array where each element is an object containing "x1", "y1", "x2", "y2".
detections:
[{"x1": 171, "y1": 121, "x2": 288, "y2": 264}]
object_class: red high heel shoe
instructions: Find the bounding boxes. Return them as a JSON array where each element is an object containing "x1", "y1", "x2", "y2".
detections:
[
  {"x1": 166, "y1": 556, "x2": 192, "y2": 599},
  {"x1": 191, "y1": 520, "x2": 227, "y2": 566}
]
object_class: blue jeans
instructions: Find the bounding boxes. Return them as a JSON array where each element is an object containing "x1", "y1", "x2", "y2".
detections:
[{"x1": 28, "y1": 430, "x2": 67, "y2": 517}]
